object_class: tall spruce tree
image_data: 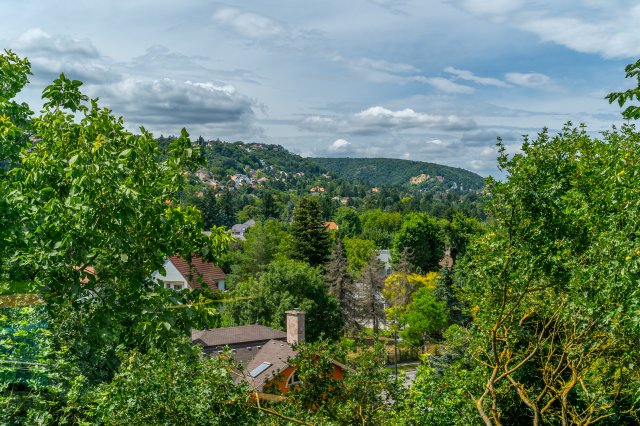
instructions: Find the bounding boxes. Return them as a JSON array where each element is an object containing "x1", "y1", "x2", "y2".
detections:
[
  {"x1": 357, "y1": 252, "x2": 386, "y2": 334},
  {"x1": 324, "y1": 239, "x2": 357, "y2": 332},
  {"x1": 289, "y1": 197, "x2": 331, "y2": 267}
]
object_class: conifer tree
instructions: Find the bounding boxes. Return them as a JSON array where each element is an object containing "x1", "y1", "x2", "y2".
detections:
[
  {"x1": 324, "y1": 239, "x2": 357, "y2": 332},
  {"x1": 357, "y1": 252, "x2": 386, "y2": 334},
  {"x1": 289, "y1": 197, "x2": 331, "y2": 267}
]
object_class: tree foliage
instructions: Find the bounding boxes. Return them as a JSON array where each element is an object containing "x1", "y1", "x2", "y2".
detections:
[
  {"x1": 289, "y1": 197, "x2": 332, "y2": 267},
  {"x1": 392, "y1": 212, "x2": 444, "y2": 273},
  {"x1": 324, "y1": 239, "x2": 358, "y2": 332},
  {"x1": 0, "y1": 50, "x2": 233, "y2": 422},
  {"x1": 456, "y1": 125, "x2": 640, "y2": 424},
  {"x1": 606, "y1": 58, "x2": 640, "y2": 120},
  {"x1": 224, "y1": 259, "x2": 342, "y2": 341}
]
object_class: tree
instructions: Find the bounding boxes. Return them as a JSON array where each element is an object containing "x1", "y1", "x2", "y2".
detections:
[
  {"x1": 230, "y1": 220, "x2": 289, "y2": 281},
  {"x1": 281, "y1": 341, "x2": 405, "y2": 426},
  {"x1": 456, "y1": 125, "x2": 640, "y2": 425},
  {"x1": 342, "y1": 236, "x2": 377, "y2": 277},
  {"x1": 356, "y1": 253, "x2": 386, "y2": 334},
  {"x1": 194, "y1": 187, "x2": 221, "y2": 230},
  {"x1": 383, "y1": 270, "x2": 438, "y2": 331},
  {"x1": 289, "y1": 197, "x2": 331, "y2": 267},
  {"x1": 400, "y1": 286, "x2": 447, "y2": 352},
  {"x1": 444, "y1": 213, "x2": 485, "y2": 265},
  {"x1": 606, "y1": 58, "x2": 640, "y2": 120},
  {"x1": 87, "y1": 345, "x2": 257, "y2": 425},
  {"x1": 225, "y1": 259, "x2": 342, "y2": 341},
  {"x1": 0, "y1": 51, "x2": 232, "y2": 421},
  {"x1": 324, "y1": 239, "x2": 357, "y2": 332},
  {"x1": 334, "y1": 207, "x2": 362, "y2": 238},
  {"x1": 360, "y1": 209, "x2": 402, "y2": 248},
  {"x1": 392, "y1": 212, "x2": 444, "y2": 273}
]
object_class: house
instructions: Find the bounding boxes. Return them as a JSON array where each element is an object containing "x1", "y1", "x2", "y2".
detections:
[
  {"x1": 192, "y1": 310, "x2": 345, "y2": 395},
  {"x1": 376, "y1": 249, "x2": 392, "y2": 277},
  {"x1": 323, "y1": 221, "x2": 339, "y2": 231},
  {"x1": 231, "y1": 219, "x2": 256, "y2": 240},
  {"x1": 309, "y1": 186, "x2": 325, "y2": 193},
  {"x1": 152, "y1": 256, "x2": 226, "y2": 291}
]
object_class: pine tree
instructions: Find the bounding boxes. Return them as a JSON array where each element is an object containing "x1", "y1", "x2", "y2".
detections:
[
  {"x1": 357, "y1": 252, "x2": 386, "y2": 334},
  {"x1": 325, "y1": 239, "x2": 357, "y2": 332},
  {"x1": 289, "y1": 197, "x2": 331, "y2": 267}
]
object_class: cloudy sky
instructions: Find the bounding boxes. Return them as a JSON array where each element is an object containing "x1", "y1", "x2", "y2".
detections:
[{"x1": 2, "y1": 0, "x2": 638, "y2": 176}]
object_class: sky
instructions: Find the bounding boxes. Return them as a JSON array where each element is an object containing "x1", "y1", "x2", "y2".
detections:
[{"x1": 2, "y1": 0, "x2": 639, "y2": 176}]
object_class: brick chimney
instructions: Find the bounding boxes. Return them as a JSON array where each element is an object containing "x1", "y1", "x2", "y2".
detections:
[{"x1": 286, "y1": 309, "x2": 305, "y2": 345}]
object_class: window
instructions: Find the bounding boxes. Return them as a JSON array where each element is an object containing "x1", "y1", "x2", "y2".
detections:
[
  {"x1": 286, "y1": 370, "x2": 301, "y2": 387},
  {"x1": 164, "y1": 281, "x2": 183, "y2": 290},
  {"x1": 249, "y1": 362, "x2": 272, "y2": 378}
]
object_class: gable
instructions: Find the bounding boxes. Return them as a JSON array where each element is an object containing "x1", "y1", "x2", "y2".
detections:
[{"x1": 168, "y1": 256, "x2": 225, "y2": 291}]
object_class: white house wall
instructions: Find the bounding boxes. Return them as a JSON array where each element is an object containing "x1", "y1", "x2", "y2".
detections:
[{"x1": 151, "y1": 259, "x2": 188, "y2": 290}]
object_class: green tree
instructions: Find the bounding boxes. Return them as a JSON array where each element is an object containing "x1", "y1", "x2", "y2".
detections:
[
  {"x1": 455, "y1": 125, "x2": 640, "y2": 425},
  {"x1": 392, "y1": 212, "x2": 444, "y2": 273},
  {"x1": 194, "y1": 187, "x2": 221, "y2": 230},
  {"x1": 289, "y1": 197, "x2": 331, "y2": 267},
  {"x1": 606, "y1": 58, "x2": 640, "y2": 120},
  {"x1": 88, "y1": 345, "x2": 256, "y2": 425},
  {"x1": 230, "y1": 220, "x2": 289, "y2": 281},
  {"x1": 357, "y1": 253, "x2": 386, "y2": 334},
  {"x1": 0, "y1": 51, "x2": 232, "y2": 422},
  {"x1": 444, "y1": 213, "x2": 485, "y2": 265},
  {"x1": 334, "y1": 207, "x2": 362, "y2": 238},
  {"x1": 225, "y1": 259, "x2": 341, "y2": 341},
  {"x1": 324, "y1": 239, "x2": 357, "y2": 332},
  {"x1": 360, "y1": 209, "x2": 402, "y2": 248},
  {"x1": 282, "y1": 341, "x2": 404, "y2": 426},
  {"x1": 400, "y1": 286, "x2": 447, "y2": 352},
  {"x1": 343, "y1": 236, "x2": 377, "y2": 277}
]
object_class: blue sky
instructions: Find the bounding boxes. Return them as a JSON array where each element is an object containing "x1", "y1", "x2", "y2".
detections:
[{"x1": 2, "y1": 0, "x2": 638, "y2": 176}]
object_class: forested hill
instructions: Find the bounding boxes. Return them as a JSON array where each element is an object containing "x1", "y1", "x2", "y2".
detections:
[{"x1": 313, "y1": 157, "x2": 485, "y2": 190}]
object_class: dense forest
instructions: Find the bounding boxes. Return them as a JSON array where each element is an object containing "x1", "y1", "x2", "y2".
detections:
[
  {"x1": 2, "y1": 51, "x2": 640, "y2": 425},
  {"x1": 314, "y1": 157, "x2": 485, "y2": 190}
]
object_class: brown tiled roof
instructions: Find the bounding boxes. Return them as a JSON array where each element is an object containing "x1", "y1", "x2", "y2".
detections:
[
  {"x1": 192, "y1": 324, "x2": 286, "y2": 347},
  {"x1": 169, "y1": 256, "x2": 226, "y2": 290},
  {"x1": 243, "y1": 340, "x2": 298, "y2": 391}
]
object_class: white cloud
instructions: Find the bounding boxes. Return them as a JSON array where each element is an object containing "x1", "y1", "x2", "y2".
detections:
[
  {"x1": 450, "y1": 0, "x2": 525, "y2": 16},
  {"x1": 505, "y1": 72, "x2": 551, "y2": 88},
  {"x1": 354, "y1": 106, "x2": 476, "y2": 131},
  {"x1": 300, "y1": 106, "x2": 477, "y2": 134},
  {"x1": 12, "y1": 28, "x2": 118, "y2": 83},
  {"x1": 450, "y1": 1, "x2": 640, "y2": 58},
  {"x1": 412, "y1": 76, "x2": 475, "y2": 94},
  {"x1": 101, "y1": 78, "x2": 255, "y2": 127},
  {"x1": 444, "y1": 66, "x2": 511, "y2": 88},
  {"x1": 519, "y1": 13, "x2": 640, "y2": 59},
  {"x1": 329, "y1": 138, "x2": 351, "y2": 152},
  {"x1": 15, "y1": 28, "x2": 99, "y2": 58},
  {"x1": 213, "y1": 7, "x2": 285, "y2": 39}
]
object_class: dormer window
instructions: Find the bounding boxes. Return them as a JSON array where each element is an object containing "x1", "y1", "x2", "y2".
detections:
[{"x1": 286, "y1": 370, "x2": 301, "y2": 387}]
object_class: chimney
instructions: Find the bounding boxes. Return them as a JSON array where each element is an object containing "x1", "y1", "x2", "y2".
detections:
[{"x1": 286, "y1": 309, "x2": 305, "y2": 345}]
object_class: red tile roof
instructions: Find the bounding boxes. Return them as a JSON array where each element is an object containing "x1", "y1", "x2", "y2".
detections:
[{"x1": 168, "y1": 256, "x2": 226, "y2": 290}]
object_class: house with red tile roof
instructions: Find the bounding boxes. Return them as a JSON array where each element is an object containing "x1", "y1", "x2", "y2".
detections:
[{"x1": 152, "y1": 256, "x2": 226, "y2": 291}]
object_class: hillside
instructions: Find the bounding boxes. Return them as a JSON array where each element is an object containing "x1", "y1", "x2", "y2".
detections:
[{"x1": 313, "y1": 157, "x2": 485, "y2": 191}]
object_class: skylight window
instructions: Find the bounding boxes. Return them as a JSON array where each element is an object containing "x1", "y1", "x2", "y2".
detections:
[{"x1": 249, "y1": 362, "x2": 272, "y2": 378}]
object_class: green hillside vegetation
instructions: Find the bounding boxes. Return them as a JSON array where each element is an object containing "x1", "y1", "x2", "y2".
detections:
[{"x1": 314, "y1": 157, "x2": 485, "y2": 190}]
